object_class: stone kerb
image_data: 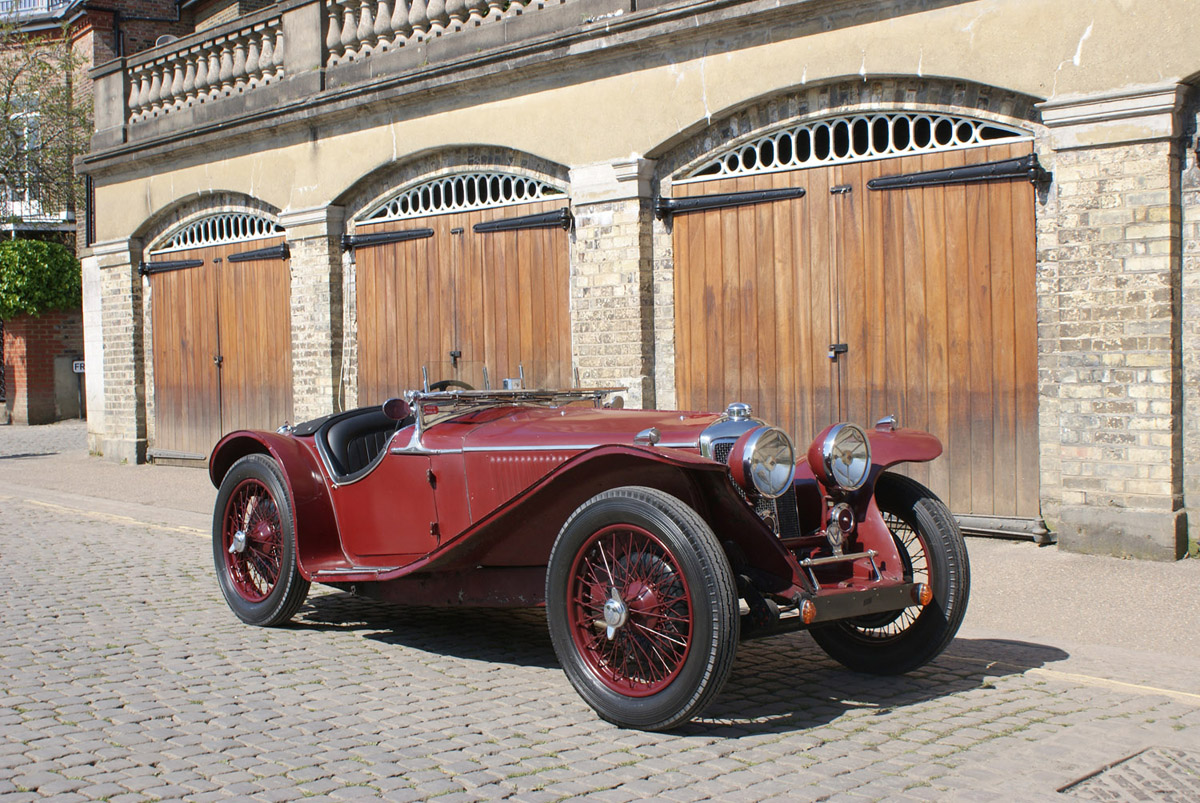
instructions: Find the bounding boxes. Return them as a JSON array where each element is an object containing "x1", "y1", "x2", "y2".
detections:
[
  {"x1": 568, "y1": 158, "x2": 656, "y2": 409},
  {"x1": 1039, "y1": 84, "x2": 1188, "y2": 560}
]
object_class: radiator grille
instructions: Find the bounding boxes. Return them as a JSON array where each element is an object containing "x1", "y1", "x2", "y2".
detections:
[
  {"x1": 775, "y1": 487, "x2": 802, "y2": 540},
  {"x1": 712, "y1": 438, "x2": 800, "y2": 539}
]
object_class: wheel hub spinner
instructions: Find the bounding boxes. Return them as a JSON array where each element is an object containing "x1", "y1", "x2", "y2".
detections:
[{"x1": 603, "y1": 588, "x2": 628, "y2": 640}]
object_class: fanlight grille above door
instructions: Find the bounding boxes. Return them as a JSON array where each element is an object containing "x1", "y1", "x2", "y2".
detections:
[
  {"x1": 362, "y1": 172, "x2": 566, "y2": 223},
  {"x1": 152, "y1": 212, "x2": 284, "y2": 254},
  {"x1": 681, "y1": 112, "x2": 1031, "y2": 183}
]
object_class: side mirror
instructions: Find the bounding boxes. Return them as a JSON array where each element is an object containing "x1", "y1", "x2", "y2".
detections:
[{"x1": 382, "y1": 397, "x2": 412, "y2": 421}]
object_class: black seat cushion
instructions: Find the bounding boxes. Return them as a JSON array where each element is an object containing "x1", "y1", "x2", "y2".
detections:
[{"x1": 315, "y1": 407, "x2": 410, "y2": 483}]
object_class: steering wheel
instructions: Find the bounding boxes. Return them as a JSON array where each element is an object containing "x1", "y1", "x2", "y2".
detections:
[{"x1": 428, "y1": 379, "x2": 475, "y2": 392}]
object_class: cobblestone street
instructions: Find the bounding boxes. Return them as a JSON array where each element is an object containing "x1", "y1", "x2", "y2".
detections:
[{"x1": 2, "y1": 424, "x2": 1198, "y2": 801}]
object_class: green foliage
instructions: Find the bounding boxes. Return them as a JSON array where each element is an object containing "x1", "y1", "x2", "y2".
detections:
[
  {"x1": 0, "y1": 238, "x2": 80, "y2": 319},
  {"x1": 0, "y1": 20, "x2": 92, "y2": 225}
]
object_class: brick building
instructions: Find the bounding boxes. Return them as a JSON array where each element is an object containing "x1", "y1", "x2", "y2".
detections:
[{"x1": 78, "y1": 0, "x2": 1199, "y2": 560}]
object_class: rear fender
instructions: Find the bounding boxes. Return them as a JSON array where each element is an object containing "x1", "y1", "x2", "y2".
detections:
[
  {"x1": 392, "y1": 445, "x2": 798, "y2": 595},
  {"x1": 209, "y1": 431, "x2": 340, "y2": 580}
]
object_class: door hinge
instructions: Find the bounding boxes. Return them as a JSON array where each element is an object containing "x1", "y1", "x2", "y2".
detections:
[
  {"x1": 828, "y1": 343, "x2": 848, "y2": 361},
  {"x1": 430, "y1": 522, "x2": 440, "y2": 540},
  {"x1": 426, "y1": 468, "x2": 437, "y2": 488}
]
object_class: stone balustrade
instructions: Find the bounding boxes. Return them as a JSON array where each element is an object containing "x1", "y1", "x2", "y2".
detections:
[
  {"x1": 323, "y1": 0, "x2": 564, "y2": 67},
  {"x1": 127, "y1": 14, "x2": 285, "y2": 124},
  {"x1": 90, "y1": 0, "x2": 631, "y2": 147}
]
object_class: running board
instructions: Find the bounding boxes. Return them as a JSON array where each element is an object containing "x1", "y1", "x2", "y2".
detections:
[{"x1": 310, "y1": 566, "x2": 400, "y2": 583}]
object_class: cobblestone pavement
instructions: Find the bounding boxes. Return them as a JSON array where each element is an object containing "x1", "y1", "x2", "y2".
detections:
[{"x1": 2, "y1": 429, "x2": 1199, "y2": 801}]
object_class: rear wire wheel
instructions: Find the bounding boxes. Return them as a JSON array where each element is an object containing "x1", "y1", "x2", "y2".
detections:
[
  {"x1": 810, "y1": 472, "x2": 969, "y2": 674},
  {"x1": 213, "y1": 454, "x2": 310, "y2": 626},
  {"x1": 546, "y1": 487, "x2": 739, "y2": 730}
]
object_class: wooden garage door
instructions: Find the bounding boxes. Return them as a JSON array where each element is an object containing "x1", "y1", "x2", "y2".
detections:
[
  {"x1": 672, "y1": 133, "x2": 1038, "y2": 518},
  {"x1": 146, "y1": 235, "x2": 292, "y2": 460},
  {"x1": 355, "y1": 180, "x2": 571, "y2": 403}
]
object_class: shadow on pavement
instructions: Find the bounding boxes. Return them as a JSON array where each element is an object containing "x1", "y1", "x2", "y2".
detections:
[
  {"x1": 295, "y1": 591, "x2": 560, "y2": 668},
  {"x1": 0, "y1": 452, "x2": 54, "y2": 460},
  {"x1": 685, "y1": 634, "x2": 1069, "y2": 736},
  {"x1": 296, "y1": 590, "x2": 1069, "y2": 735}
]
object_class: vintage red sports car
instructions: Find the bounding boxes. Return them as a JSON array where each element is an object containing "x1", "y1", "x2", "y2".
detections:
[{"x1": 209, "y1": 379, "x2": 969, "y2": 731}]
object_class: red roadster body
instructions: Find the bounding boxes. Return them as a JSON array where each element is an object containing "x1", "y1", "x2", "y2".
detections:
[{"x1": 210, "y1": 385, "x2": 969, "y2": 730}]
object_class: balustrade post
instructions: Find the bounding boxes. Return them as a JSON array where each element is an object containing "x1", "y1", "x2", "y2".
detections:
[
  {"x1": 193, "y1": 48, "x2": 209, "y2": 102},
  {"x1": 392, "y1": 0, "x2": 412, "y2": 45},
  {"x1": 231, "y1": 38, "x2": 248, "y2": 93},
  {"x1": 257, "y1": 28, "x2": 274, "y2": 85},
  {"x1": 340, "y1": 0, "x2": 358, "y2": 61},
  {"x1": 325, "y1": 0, "x2": 342, "y2": 65},
  {"x1": 446, "y1": 0, "x2": 466, "y2": 32},
  {"x1": 427, "y1": 0, "x2": 447, "y2": 36},
  {"x1": 219, "y1": 41, "x2": 235, "y2": 96},
  {"x1": 147, "y1": 66, "x2": 163, "y2": 116},
  {"x1": 374, "y1": 1, "x2": 394, "y2": 51},
  {"x1": 357, "y1": 0, "x2": 377, "y2": 56},
  {"x1": 409, "y1": 0, "x2": 429, "y2": 42},
  {"x1": 244, "y1": 34, "x2": 261, "y2": 88},
  {"x1": 168, "y1": 61, "x2": 185, "y2": 111},
  {"x1": 182, "y1": 54, "x2": 197, "y2": 106}
]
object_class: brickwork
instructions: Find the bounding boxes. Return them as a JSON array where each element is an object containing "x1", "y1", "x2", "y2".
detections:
[
  {"x1": 193, "y1": 0, "x2": 274, "y2": 32},
  {"x1": 1039, "y1": 132, "x2": 1186, "y2": 559},
  {"x1": 287, "y1": 231, "x2": 344, "y2": 423},
  {"x1": 570, "y1": 199, "x2": 655, "y2": 409},
  {"x1": 1, "y1": 309, "x2": 83, "y2": 425},
  {"x1": 98, "y1": 246, "x2": 146, "y2": 463},
  {"x1": 1181, "y1": 99, "x2": 1200, "y2": 556}
]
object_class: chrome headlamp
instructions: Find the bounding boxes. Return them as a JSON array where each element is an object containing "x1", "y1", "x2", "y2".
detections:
[
  {"x1": 821, "y1": 423, "x2": 871, "y2": 491},
  {"x1": 730, "y1": 426, "x2": 796, "y2": 498}
]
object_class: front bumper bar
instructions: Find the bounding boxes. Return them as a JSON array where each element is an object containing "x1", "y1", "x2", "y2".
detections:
[{"x1": 741, "y1": 581, "x2": 922, "y2": 641}]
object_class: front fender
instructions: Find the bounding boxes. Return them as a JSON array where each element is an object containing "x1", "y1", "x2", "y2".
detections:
[
  {"x1": 376, "y1": 444, "x2": 799, "y2": 595},
  {"x1": 210, "y1": 431, "x2": 340, "y2": 580},
  {"x1": 866, "y1": 426, "x2": 943, "y2": 470}
]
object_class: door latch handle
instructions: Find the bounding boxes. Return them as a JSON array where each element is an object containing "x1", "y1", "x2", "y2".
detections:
[
  {"x1": 828, "y1": 343, "x2": 848, "y2": 361},
  {"x1": 213, "y1": 354, "x2": 224, "y2": 367},
  {"x1": 449, "y1": 350, "x2": 461, "y2": 368}
]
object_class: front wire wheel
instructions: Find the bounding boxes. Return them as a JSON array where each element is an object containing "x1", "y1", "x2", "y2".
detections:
[
  {"x1": 547, "y1": 487, "x2": 738, "y2": 730},
  {"x1": 810, "y1": 472, "x2": 969, "y2": 675},
  {"x1": 213, "y1": 454, "x2": 310, "y2": 626}
]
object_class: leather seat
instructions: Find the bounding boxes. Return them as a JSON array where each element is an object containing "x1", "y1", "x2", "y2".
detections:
[{"x1": 316, "y1": 407, "x2": 410, "y2": 483}]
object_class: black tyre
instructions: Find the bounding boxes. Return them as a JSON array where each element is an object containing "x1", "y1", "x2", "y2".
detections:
[
  {"x1": 213, "y1": 454, "x2": 310, "y2": 626},
  {"x1": 546, "y1": 486, "x2": 739, "y2": 730},
  {"x1": 810, "y1": 472, "x2": 969, "y2": 674}
]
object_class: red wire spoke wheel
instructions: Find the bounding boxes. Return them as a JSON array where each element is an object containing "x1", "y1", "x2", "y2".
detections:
[
  {"x1": 222, "y1": 478, "x2": 283, "y2": 602},
  {"x1": 547, "y1": 487, "x2": 738, "y2": 731},
  {"x1": 810, "y1": 473, "x2": 969, "y2": 675},
  {"x1": 566, "y1": 524, "x2": 693, "y2": 697},
  {"x1": 212, "y1": 454, "x2": 310, "y2": 627}
]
